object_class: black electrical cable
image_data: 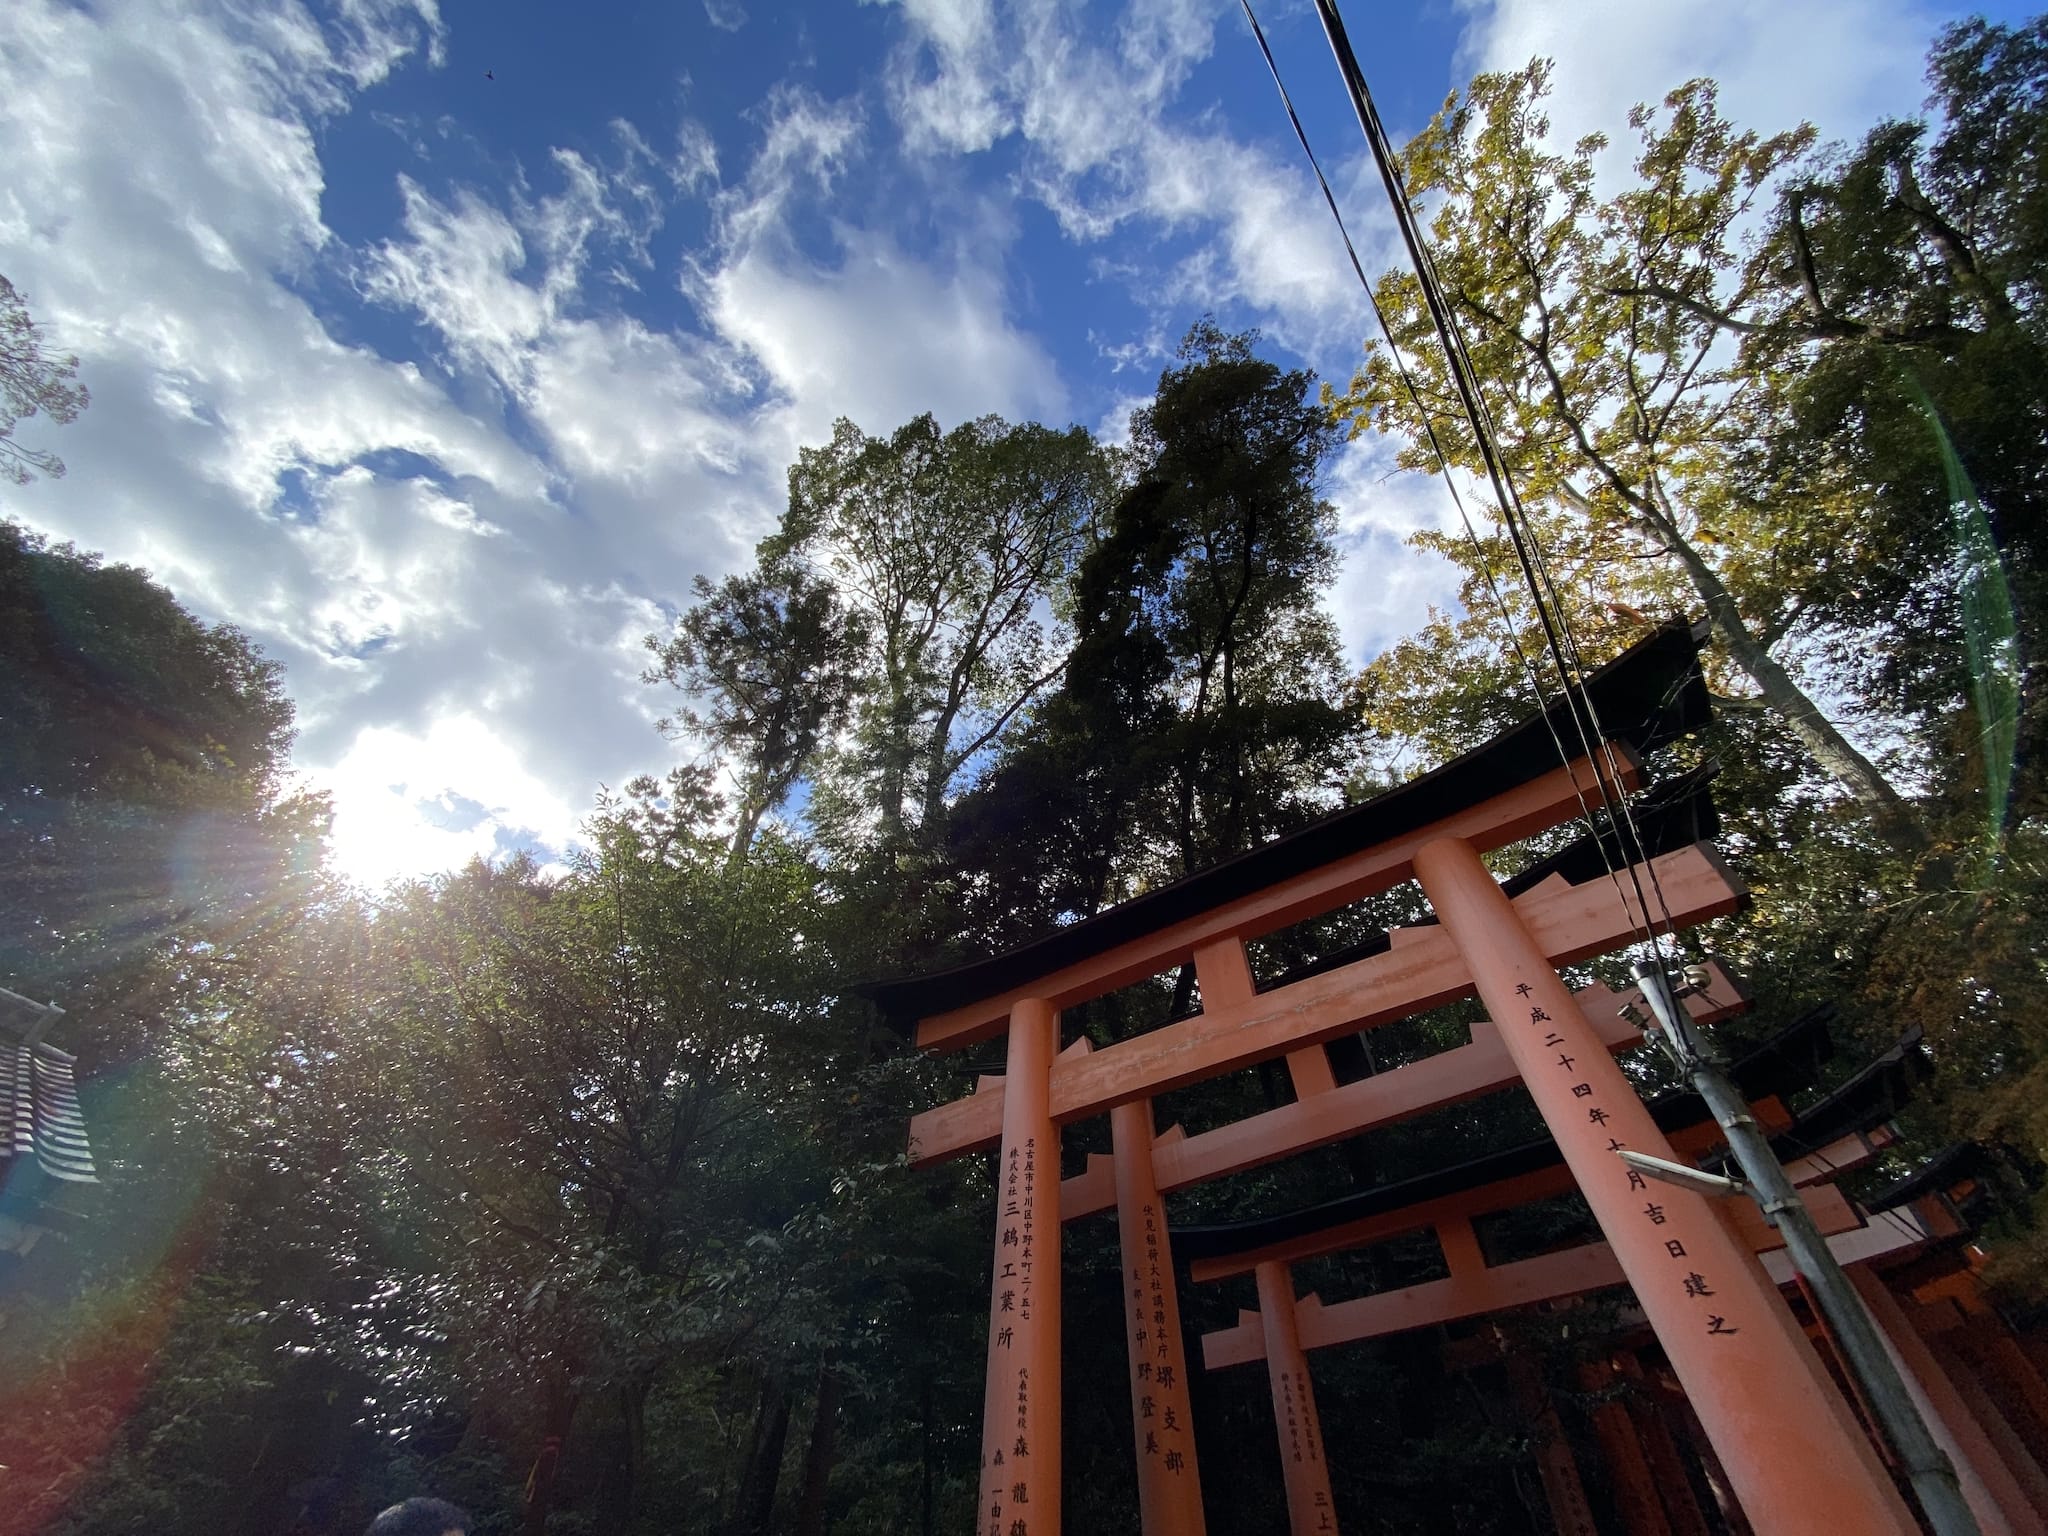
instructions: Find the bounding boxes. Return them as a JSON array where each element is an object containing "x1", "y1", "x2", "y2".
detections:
[
  {"x1": 1235, "y1": 0, "x2": 1625, "y2": 897},
  {"x1": 1304, "y1": 0, "x2": 1682, "y2": 959}
]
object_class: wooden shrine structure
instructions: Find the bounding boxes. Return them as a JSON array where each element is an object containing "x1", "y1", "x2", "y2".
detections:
[
  {"x1": 860, "y1": 623, "x2": 2038, "y2": 1536},
  {"x1": 1180, "y1": 1018, "x2": 2048, "y2": 1536},
  {"x1": 0, "y1": 986, "x2": 97, "y2": 1269}
]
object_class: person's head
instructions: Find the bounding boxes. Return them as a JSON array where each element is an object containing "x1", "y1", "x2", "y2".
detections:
[{"x1": 365, "y1": 1497, "x2": 471, "y2": 1536}]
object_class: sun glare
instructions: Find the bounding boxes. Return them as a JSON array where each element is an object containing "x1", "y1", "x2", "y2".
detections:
[{"x1": 316, "y1": 715, "x2": 576, "y2": 888}]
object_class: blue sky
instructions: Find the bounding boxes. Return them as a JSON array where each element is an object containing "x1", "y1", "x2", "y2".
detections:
[{"x1": 0, "y1": 0, "x2": 2017, "y2": 884}]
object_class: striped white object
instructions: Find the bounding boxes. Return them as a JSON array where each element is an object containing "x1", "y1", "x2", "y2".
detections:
[{"x1": 0, "y1": 1040, "x2": 98, "y2": 1182}]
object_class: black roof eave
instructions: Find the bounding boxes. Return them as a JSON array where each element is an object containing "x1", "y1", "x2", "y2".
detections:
[{"x1": 855, "y1": 619, "x2": 1710, "y2": 1025}]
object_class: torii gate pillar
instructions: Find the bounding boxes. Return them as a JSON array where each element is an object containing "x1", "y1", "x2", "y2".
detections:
[
  {"x1": 978, "y1": 997, "x2": 1061, "y2": 1536},
  {"x1": 1256, "y1": 1261, "x2": 1338, "y2": 1536},
  {"x1": 1112, "y1": 1101, "x2": 1205, "y2": 1536},
  {"x1": 1412, "y1": 835, "x2": 1916, "y2": 1536}
]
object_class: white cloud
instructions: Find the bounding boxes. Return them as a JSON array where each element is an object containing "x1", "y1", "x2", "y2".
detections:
[
  {"x1": 362, "y1": 179, "x2": 550, "y2": 388},
  {"x1": 673, "y1": 119, "x2": 722, "y2": 193},
  {"x1": 0, "y1": 0, "x2": 1095, "y2": 887},
  {"x1": 1323, "y1": 436, "x2": 1467, "y2": 667},
  {"x1": 684, "y1": 81, "x2": 1068, "y2": 455},
  {"x1": 877, "y1": 0, "x2": 1383, "y2": 354},
  {"x1": 703, "y1": 228, "x2": 1067, "y2": 448},
  {"x1": 1456, "y1": 0, "x2": 1960, "y2": 170},
  {"x1": 704, "y1": 0, "x2": 748, "y2": 33},
  {"x1": 0, "y1": 0, "x2": 720, "y2": 887}
]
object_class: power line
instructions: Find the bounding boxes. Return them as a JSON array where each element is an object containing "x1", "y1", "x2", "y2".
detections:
[
  {"x1": 1234, "y1": 0, "x2": 1626, "y2": 910},
  {"x1": 1239, "y1": 0, "x2": 1673, "y2": 964},
  {"x1": 1305, "y1": 0, "x2": 1679, "y2": 961}
]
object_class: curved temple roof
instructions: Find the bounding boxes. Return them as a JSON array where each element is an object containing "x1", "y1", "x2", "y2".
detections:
[{"x1": 855, "y1": 619, "x2": 1711, "y2": 1025}]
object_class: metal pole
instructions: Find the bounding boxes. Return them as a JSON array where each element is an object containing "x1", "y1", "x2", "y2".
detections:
[{"x1": 1631, "y1": 960, "x2": 1982, "y2": 1536}]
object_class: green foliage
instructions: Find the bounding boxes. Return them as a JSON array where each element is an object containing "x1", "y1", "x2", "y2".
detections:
[
  {"x1": 645, "y1": 568, "x2": 864, "y2": 862},
  {"x1": 947, "y1": 324, "x2": 1360, "y2": 955},
  {"x1": 0, "y1": 274, "x2": 88, "y2": 484},
  {"x1": 12, "y1": 29, "x2": 2048, "y2": 1533},
  {"x1": 1329, "y1": 59, "x2": 1913, "y2": 819},
  {"x1": 0, "y1": 521, "x2": 327, "y2": 1054},
  {"x1": 742, "y1": 411, "x2": 1116, "y2": 859}
]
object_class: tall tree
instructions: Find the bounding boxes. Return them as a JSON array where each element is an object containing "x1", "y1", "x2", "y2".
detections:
[
  {"x1": 0, "y1": 523, "x2": 327, "y2": 1045},
  {"x1": 948, "y1": 325, "x2": 1361, "y2": 955},
  {"x1": 1327, "y1": 65, "x2": 1916, "y2": 822},
  {"x1": 758, "y1": 412, "x2": 1116, "y2": 856},
  {"x1": 1343, "y1": 31, "x2": 2048, "y2": 1295},
  {"x1": 0, "y1": 273, "x2": 88, "y2": 484},
  {"x1": 1127, "y1": 323, "x2": 1358, "y2": 870},
  {"x1": 1733, "y1": 17, "x2": 2048, "y2": 828},
  {"x1": 646, "y1": 567, "x2": 864, "y2": 861}
]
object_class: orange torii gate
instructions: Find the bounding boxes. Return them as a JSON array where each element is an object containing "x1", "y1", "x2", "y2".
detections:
[
  {"x1": 859, "y1": 623, "x2": 1916, "y2": 1536},
  {"x1": 1179, "y1": 1041, "x2": 2048, "y2": 1536}
]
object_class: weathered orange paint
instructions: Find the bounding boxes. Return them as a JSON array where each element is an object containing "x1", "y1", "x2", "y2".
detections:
[
  {"x1": 1412, "y1": 835, "x2": 1917, "y2": 1536},
  {"x1": 1579, "y1": 1360, "x2": 1674, "y2": 1536},
  {"x1": 1852, "y1": 1267, "x2": 2048, "y2": 1536},
  {"x1": 908, "y1": 846, "x2": 1741, "y2": 1167},
  {"x1": 1947, "y1": 1314, "x2": 2048, "y2": 1450},
  {"x1": 1194, "y1": 935, "x2": 1333, "y2": 1098},
  {"x1": 1048, "y1": 846, "x2": 1737, "y2": 1124},
  {"x1": 1055, "y1": 968, "x2": 1742, "y2": 1221},
  {"x1": 1612, "y1": 1356, "x2": 1714, "y2": 1536},
  {"x1": 978, "y1": 997, "x2": 1060, "y2": 1536},
  {"x1": 1782, "y1": 1125, "x2": 1897, "y2": 1186},
  {"x1": 1191, "y1": 1108, "x2": 1794, "y2": 1287},
  {"x1": 1255, "y1": 1262, "x2": 1339, "y2": 1536},
  {"x1": 1112, "y1": 1101, "x2": 1206, "y2": 1536},
  {"x1": 1506, "y1": 1353, "x2": 1598, "y2": 1536},
  {"x1": 916, "y1": 752, "x2": 1641, "y2": 1050},
  {"x1": 1919, "y1": 1312, "x2": 2048, "y2": 1518},
  {"x1": 1195, "y1": 1200, "x2": 1845, "y2": 1363}
]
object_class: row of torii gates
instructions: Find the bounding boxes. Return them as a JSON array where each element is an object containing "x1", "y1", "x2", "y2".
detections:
[{"x1": 859, "y1": 625, "x2": 2048, "y2": 1536}]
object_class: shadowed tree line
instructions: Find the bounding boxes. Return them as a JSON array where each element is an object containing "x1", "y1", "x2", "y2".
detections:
[{"x1": 3, "y1": 19, "x2": 2047, "y2": 1535}]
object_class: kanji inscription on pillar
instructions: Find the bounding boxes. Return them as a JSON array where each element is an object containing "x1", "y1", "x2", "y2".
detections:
[
  {"x1": 1413, "y1": 835, "x2": 1917, "y2": 1536},
  {"x1": 1112, "y1": 1100, "x2": 1206, "y2": 1536},
  {"x1": 980, "y1": 999, "x2": 1060, "y2": 1536}
]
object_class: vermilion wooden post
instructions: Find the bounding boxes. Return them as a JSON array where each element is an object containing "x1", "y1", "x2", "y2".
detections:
[
  {"x1": 1504, "y1": 1352, "x2": 1596, "y2": 1536},
  {"x1": 1613, "y1": 1354, "x2": 1713, "y2": 1536},
  {"x1": 979, "y1": 997, "x2": 1061, "y2": 1536},
  {"x1": 1851, "y1": 1267, "x2": 2048, "y2": 1536},
  {"x1": 1112, "y1": 1100, "x2": 1206, "y2": 1536},
  {"x1": 1578, "y1": 1360, "x2": 1673, "y2": 1536},
  {"x1": 1255, "y1": 1261, "x2": 1338, "y2": 1536},
  {"x1": 1411, "y1": 835, "x2": 1918, "y2": 1536}
]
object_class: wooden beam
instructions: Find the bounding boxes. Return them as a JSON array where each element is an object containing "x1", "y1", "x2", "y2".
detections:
[
  {"x1": 1051, "y1": 963, "x2": 1747, "y2": 1219},
  {"x1": 906, "y1": 845, "x2": 1740, "y2": 1167},
  {"x1": 1201, "y1": 1182, "x2": 1862, "y2": 1366},
  {"x1": 914, "y1": 750, "x2": 1640, "y2": 1050},
  {"x1": 1784, "y1": 1125, "x2": 1897, "y2": 1187},
  {"x1": 1189, "y1": 1105, "x2": 1795, "y2": 1283},
  {"x1": 1760, "y1": 1196, "x2": 1963, "y2": 1282}
]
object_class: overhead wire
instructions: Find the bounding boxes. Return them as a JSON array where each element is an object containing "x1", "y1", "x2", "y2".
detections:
[
  {"x1": 1309, "y1": 0, "x2": 1668, "y2": 945},
  {"x1": 1238, "y1": 36, "x2": 1985, "y2": 1516},
  {"x1": 1289, "y1": 0, "x2": 1689, "y2": 969},
  {"x1": 1234, "y1": 0, "x2": 1623, "y2": 914}
]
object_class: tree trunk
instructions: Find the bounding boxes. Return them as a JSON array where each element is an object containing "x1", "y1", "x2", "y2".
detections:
[
  {"x1": 611, "y1": 1375, "x2": 652, "y2": 1527},
  {"x1": 920, "y1": 1368, "x2": 935, "y2": 1536},
  {"x1": 1663, "y1": 523, "x2": 1920, "y2": 834},
  {"x1": 793, "y1": 1361, "x2": 843, "y2": 1536},
  {"x1": 734, "y1": 1380, "x2": 792, "y2": 1536},
  {"x1": 521, "y1": 1384, "x2": 579, "y2": 1536}
]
